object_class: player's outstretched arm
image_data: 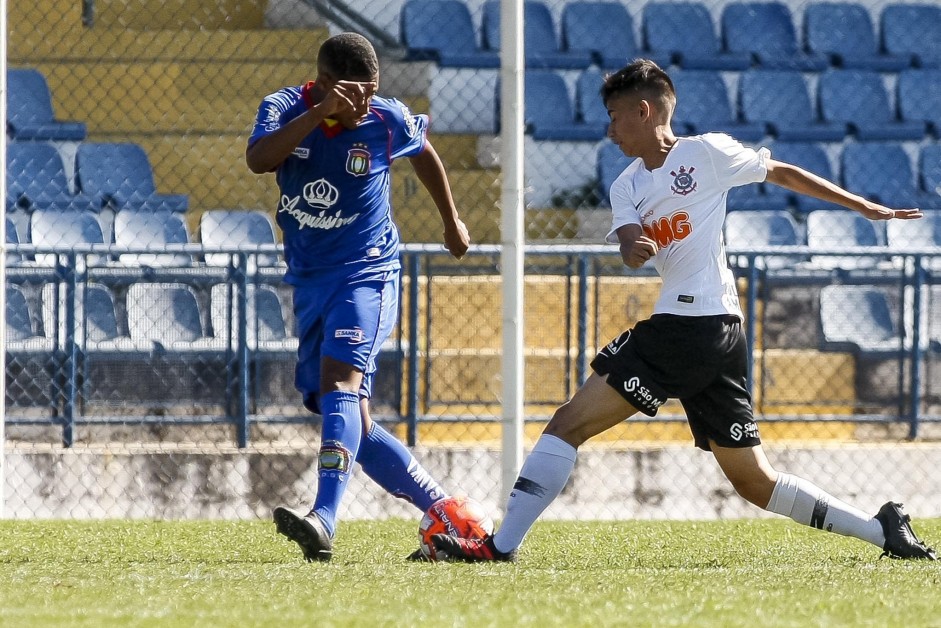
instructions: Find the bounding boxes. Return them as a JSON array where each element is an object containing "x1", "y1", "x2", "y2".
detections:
[
  {"x1": 408, "y1": 142, "x2": 470, "y2": 259},
  {"x1": 764, "y1": 159, "x2": 923, "y2": 222}
]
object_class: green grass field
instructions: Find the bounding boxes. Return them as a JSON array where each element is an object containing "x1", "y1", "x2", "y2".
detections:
[{"x1": 1, "y1": 518, "x2": 939, "y2": 627}]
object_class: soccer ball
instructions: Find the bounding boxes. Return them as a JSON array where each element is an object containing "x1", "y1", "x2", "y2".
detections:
[{"x1": 418, "y1": 496, "x2": 494, "y2": 561}]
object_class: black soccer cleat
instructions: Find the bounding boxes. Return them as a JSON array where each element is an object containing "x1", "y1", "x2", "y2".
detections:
[
  {"x1": 430, "y1": 534, "x2": 518, "y2": 563},
  {"x1": 273, "y1": 506, "x2": 334, "y2": 562},
  {"x1": 405, "y1": 548, "x2": 429, "y2": 562},
  {"x1": 874, "y1": 502, "x2": 937, "y2": 560}
]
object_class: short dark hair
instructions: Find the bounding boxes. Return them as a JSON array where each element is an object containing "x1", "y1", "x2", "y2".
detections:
[
  {"x1": 601, "y1": 59, "x2": 675, "y2": 109},
  {"x1": 318, "y1": 32, "x2": 379, "y2": 80}
]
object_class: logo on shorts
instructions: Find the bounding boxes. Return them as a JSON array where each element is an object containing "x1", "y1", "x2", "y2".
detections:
[
  {"x1": 730, "y1": 421, "x2": 759, "y2": 441},
  {"x1": 604, "y1": 330, "x2": 631, "y2": 356},
  {"x1": 335, "y1": 328, "x2": 366, "y2": 344},
  {"x1": 670, "y1": 165, "x2": 697, "y2": 196},
  {"x1": 624, "y1": 376, "x2": 665, "y2": 412},
  {"x1": 346, "y1": 143, "x2": 370, "y2": 176}
]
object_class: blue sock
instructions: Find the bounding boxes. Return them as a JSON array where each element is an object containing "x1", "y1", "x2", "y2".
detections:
[
  {"x1": 311, "y1": 390, "x2": 362, "y2": 538},
  {"x1": 356, "y1": 423, "x2": 448, "y2": 512}
]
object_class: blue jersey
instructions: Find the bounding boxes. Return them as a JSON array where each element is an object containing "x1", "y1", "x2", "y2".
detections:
[{"x1": 248, "y1": 84, "x2": 428, "y2": 283}]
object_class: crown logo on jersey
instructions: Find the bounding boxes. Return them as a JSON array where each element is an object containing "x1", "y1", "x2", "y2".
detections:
[
  {"x1": 670, "y1": 166, "x2": 697, "y2": 196},
  {"x1": 346, "y1": 143, "x2": 371, "y2": 177},
  {"x1": 303, "y1": 178, "x2": 340, "y2": 208}
]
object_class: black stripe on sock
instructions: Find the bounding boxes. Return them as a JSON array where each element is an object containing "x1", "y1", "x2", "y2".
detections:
[
  {"x1": 810, "y1": 496, "x2": 830, "y2": 530},
  {"x1": 513, "y1": 476, "x2": 546, "y2": 497}
]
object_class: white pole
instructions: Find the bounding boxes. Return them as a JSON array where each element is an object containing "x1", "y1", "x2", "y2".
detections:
[
  {"x1": 1, "y1": 0, "x2": 8, "y2": 519},
  {"x1": 499, "y1": 0, "x2": 525, "y2": 502}
]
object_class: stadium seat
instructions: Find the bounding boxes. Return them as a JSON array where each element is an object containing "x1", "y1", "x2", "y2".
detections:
[
  {"x1": 724, "y1": 209, "x2": 804, "y2": 269},
  {"x1": 806, "y1": 209, "x2": 887, "y2": 269},
  {"x1": 6, "y1": 284, "x2": 53, "y2": 354},
  {"x1": 887, "y1": 210, "x2": 941, "y2": 271},
  {"x1": 841, "y1": 142, "x2": 939, "y2": 209},
  {"x1": 75, "y1": 143, "x2": 188, "y2": 213},
  {"x1": 670, "y1": 70, "x2": 765, "y2": 142},
  {"x1": 897, "y1": 69, "x2": 941, "y2": 136},
  {"x1": 738, "y1": 71, "x2": 846, "y2": 142},
  {"x1": 126, "y1": 283, "x2": 224, "y2": 353},
  {"x1": 7, "y1": 143, "x2": 100, "y2": 213},
  {"x1": 113, "y1": 211, "x2": 191, "y2": 267},
  {"x1": 517, "y1": 71, "x2": 605, "y2": 141},
  {"x1": 642, "y1": 2, "x2": 752, "y2": 71},
  {"x1": 200, "y1": 209, "x2": 280, "y2": 267},
  {"x1": 721, "y1": 2, "x2": 829, "y2": 71},
  {"x1": 483, "y1": 1, "x2": 593, "y2": 69},
  {"x1": 6, "y1": 68, "x2": 86, "y2": 141},
  {"x1": 881, "y1": 4, "x2": 941, "y2": 69},
  {"x1": 562, "y1": 1, "x2": 670, "y2": 70},
  {"x1": 400, "y1": 0, "x2": 499, "y2": 68},
  {"x1": 819, "y1": 285, "x2": 903, "y2": 355},
  {"x1": 575, "y1": 68, "x2": 610, "y2": 137},
  {"x1": 805, "y1": 3, "x2": 911, "y2": 71},
  {"x1": 818, "y1": 70, "x2": 926, "y2": 141},
  {"x1": 920, "y1": 145, "x2": 941, "y2": 205},
  {"x1": 41, "y1": 283, "x2": 152, "y2": 353},
  {"x1": 6, "y1": 217, "x2": 22, "y2": 265},
  {"x1": 210, "y1": 283, "x2": 298, "y2": 352},
  {"x1": 596, "y1": 142, "x2": 635, "y2": 204},
  {"x1": 29, "y1": 210, "x2": 106, "y2": 267},
  {"x1": 764, "y1": 141, "x2": 842, "y2": 213}
]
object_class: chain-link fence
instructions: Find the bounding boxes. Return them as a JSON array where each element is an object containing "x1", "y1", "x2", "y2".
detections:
[{"x1": 5, "y1": 0, "x2": 941, "y2": 520}]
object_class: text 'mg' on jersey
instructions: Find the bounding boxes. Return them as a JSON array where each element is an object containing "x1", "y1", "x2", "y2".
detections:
[
  {"x1": 607, "y1": 133, "x2": 770, "y2": 319},
  {"x1": 248, "y1": 86, "x2": 429, "y2": 283}
]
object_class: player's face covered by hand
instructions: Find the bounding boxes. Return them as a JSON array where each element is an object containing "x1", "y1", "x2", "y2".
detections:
[{"x1": 317, "y1": 65, "x2": 377, "y2": 128}]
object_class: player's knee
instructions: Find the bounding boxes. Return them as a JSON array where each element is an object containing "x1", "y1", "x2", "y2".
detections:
[
  {"x1": 727, "y1": 473, "x2": 775, "y2": 508},
  {"x1": 544, "y1": 408, "x2": 587, "y2": 448}
]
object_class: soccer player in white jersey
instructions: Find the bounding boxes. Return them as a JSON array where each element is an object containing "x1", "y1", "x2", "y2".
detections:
[{"x1": 434, "y1": 59, "x2": 936, "y2": 562}]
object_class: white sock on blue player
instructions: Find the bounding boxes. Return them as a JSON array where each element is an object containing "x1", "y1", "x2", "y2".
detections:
[{"x1": 492, "y1": 434, "x2": 577, "y2": 554}]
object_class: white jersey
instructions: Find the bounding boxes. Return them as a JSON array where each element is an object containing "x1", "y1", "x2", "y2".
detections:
[{"x1": 607, "y1": 133, "x2": 769, "y2": 319}]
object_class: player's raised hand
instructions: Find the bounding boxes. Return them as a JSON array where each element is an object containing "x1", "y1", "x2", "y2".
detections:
[
  {"x1": 623, "y1": 234, "x2": 658, "y2": 269},
  {"x1": 859, "y1": 203, "x2": 923, "y2": 221},
  {"x1": 323, "y1": 80, "x2": 376, "y2": 122},
  {"x1": 443, "y1": 219, "x2": 470, "y2": 259}
]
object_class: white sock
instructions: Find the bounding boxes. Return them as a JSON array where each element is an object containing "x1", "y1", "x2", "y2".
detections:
[
  {"x1": 766, "y1": 473, "x2": 885, "y2": 548},
  {"x1": 492, "y1": 434, "x2": 577, "y2": 553}
]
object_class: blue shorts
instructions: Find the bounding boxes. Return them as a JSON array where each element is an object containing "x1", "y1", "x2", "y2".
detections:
[{"x1": 292, "y1": 268, "x2": 399, "y2": 414}]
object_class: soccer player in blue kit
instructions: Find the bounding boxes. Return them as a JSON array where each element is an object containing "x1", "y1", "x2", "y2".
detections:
[{"x1": 247, "y1": 32, "x2": 470, "y2": 561}]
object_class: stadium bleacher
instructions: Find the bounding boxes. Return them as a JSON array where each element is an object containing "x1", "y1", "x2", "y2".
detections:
[
  {"x1": 642, "y1": 2, "x2": 752, "y2": 71},
  {"x1": 721, "y1": 2, "x2": 829, "y2": 71},
  {"x1": 817, "y1": 69, "x2": 926, "y2": 141},
  {"x1": 805, "y1": 3, "x2": 911, "y2": 71}
]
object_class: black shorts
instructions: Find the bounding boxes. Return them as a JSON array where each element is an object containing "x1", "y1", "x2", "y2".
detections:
[{"x1": 590, "y1": 314, "x2": 759, "y2": 451}]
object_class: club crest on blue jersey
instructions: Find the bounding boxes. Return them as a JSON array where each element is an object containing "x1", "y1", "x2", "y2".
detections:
[
  {"x1": 346, "y1": 144, "x2": 370, "y2": 177},
  {"x1": 670, "y1": 166, "x2": 697, "y2": 196}
]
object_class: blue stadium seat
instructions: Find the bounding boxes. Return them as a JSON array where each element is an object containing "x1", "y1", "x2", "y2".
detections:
[
  {"x1": 805, "y1": 3, "x2": 911, "y2": 71},
  {"x1": 42, "y1": 283, "x2": 152, "y2": 353},
  {"x1": 575, "y1": 68, "x2": 610, "y2": 137},
  {"x1": 920, "y1": 145, "x2": 941, "y2": 205},
  {"x1": 738, "y1": 71, "x2": 846, "y2": 142},
  {"x1": 842, "y1": 142, "x2": 940, "y2": 209},
  {"x1": 113, "y1": 210, "x2": 191, "y2": 267},
  {"x1": 7, "y1": 69, "x2": 86, "y2": 141},
  {"x1": 200, "y1": 209, "x2": 280, "y2": 267},
  {"x1": 596, "y1": 142, "x2": 635, "y2": 205},
  {"x1": 724, "y1": 209, "x2": 804, "y2": 269},
  {"x1": 562, "y1": 1, "x2": 670, "y2": 70},
  {"x1": 211, "y1": 283, "x2": 298, "y2": 352},
  {"x1": 764, "y1": 141, "x2": 842, "y2": 213},
  {"x1": 819, "y1": 285, "x2": 903, "y2": 355},
  {"x1": 29, "y1": 210, "x2": 106, "y2": 267},
  {"x1": 721, "y1": 2, "x2": 828, "y2": 70},
  {"x1": 7, "y1": 143, "x2": 100, "y2": 213},
  {"x1": 126, "y1": 283, "x2": 224, "y2": 353},
  {"x1": 6, "y1": 284, "x2": 53, "y2": 354},
  {"x1": 75, "y1": 143, "x2": 188, "y2": 213},
  {"x1": 642, "y1": 2, "x2": 751, "y2": 70},
  {"x1": 897, "y1": 69, "x2": 941, "y2": 136},
  {"x1": 400, "y1": 0, "x2": 499, "y2": 68},
  {"x1": 806, "y1": 209, "x2": 886, "y2": 269},
  {"x1": 516, "y1": 71, "x2": 605, "y2": 140},
  {"x1": 818, "y1": 70, "x2": 926, "y2": 141},
  {"x1": 881, "y1": 4, "x2": 941, "y2": 69},
  {"x1": 483, "y1": 1, "x2": 593, "y2": 69},
  {"x1": 670, "y1": 70, "x2": 765, "y2": 142}
]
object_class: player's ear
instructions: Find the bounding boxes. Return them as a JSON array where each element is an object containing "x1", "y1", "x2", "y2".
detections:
[{"x1": 638, "y1": 99, "x2": 652, "y2": 120}]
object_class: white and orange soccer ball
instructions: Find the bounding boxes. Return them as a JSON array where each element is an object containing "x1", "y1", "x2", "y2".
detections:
[{"x1": 418, "y1": 496, "x2": 494, "y2": 561}]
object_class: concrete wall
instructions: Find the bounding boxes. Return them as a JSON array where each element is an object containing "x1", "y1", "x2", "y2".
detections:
[{"x1": 5, "y1": 443, "x2": 941, "y2": 522}]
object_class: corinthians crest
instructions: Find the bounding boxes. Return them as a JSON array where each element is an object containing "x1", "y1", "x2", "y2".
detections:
[
  {"x1": 670, "y1": 165, "x2": 697, "y2": 196},
  {"x1": 346, "y1": 143, "x2": 370, "y2": 177}
]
